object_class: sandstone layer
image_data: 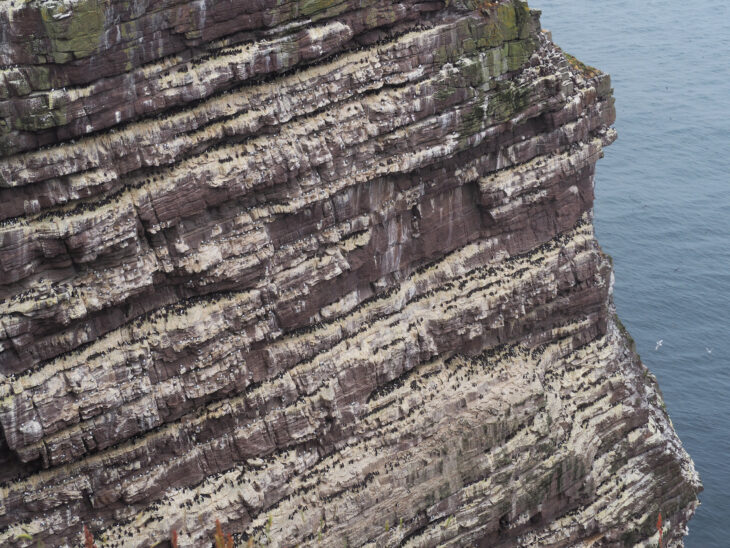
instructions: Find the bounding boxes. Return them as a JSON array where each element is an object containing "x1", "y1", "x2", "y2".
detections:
[{"x1": 0, "y1": 0, "x2": 700, "y2": 546}]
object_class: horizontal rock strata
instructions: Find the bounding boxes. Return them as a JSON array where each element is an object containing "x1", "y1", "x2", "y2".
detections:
[{"x1": 0, "y1": 0, "x2": 700, "y2": 546}]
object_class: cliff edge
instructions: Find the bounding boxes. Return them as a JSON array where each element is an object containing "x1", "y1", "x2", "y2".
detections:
[{"x1": 0, "y1": 0, "x2": 700, "y2": 546}]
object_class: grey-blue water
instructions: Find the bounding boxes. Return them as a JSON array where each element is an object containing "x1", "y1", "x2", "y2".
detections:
[{"x1": 528, "y1": 1, "x2": 730, "y2": 545}]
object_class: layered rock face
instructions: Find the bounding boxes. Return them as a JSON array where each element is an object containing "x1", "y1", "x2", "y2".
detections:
[{"x1": 0, "y1": 0, "x2": 700, "y2": 546}]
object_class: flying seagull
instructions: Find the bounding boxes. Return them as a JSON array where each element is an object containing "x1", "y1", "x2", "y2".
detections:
[
  {"x1": 655, "y1": 340, "x2": 663, "y2": 351},
  {"x1": 706, "y1": 347, "x2": 712, "y2": 354}
]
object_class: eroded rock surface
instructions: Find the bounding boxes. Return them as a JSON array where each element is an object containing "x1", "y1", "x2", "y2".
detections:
[{"x1": 0, "y1": 0, "x2": 700, "y2": 546}]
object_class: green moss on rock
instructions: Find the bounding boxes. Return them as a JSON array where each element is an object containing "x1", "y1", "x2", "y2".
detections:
[
  {"x1": 40, "y1": 0, "x2": 108, "y2": 63},
  {"x1": 506, "y1": 38, "x2": 535, "y2": 71},
  {"x1": 487, "y1": 79, "x2": 530, "y2": 122},
  {"x1": 12, "y1": 94, "x2": 67, "y2": 131},
  {"x1": 475, "y1": 0, "x2": 532, "y2": 49},
  {"x1": 458, "y1": 91, "x2": 486, "y2": 142},
  {"x1": 25, "y1": 66, "x2": 54, "y2": 91},
  {"x1": 563, "y1": 51, "x2": 601, "y2": 79}
]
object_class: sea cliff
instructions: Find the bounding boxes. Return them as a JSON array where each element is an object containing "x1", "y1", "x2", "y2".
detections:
[{"x1": 0, "y1": 0, "x2": 700, "y2": 546}]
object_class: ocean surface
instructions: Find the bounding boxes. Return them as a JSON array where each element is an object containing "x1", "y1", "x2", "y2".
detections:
[{"x1": 529, "y1": 1, "x2": 730, "y2": 545}]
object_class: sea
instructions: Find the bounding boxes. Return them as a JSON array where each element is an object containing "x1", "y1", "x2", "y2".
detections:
[{"x1": 529, "y1": 1, "x2": 730, "y2": 545}]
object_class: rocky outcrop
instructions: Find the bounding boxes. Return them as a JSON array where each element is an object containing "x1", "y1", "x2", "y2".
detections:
[{"x1": 0, "y1": 0, "x2": 700, "y2": 546}]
